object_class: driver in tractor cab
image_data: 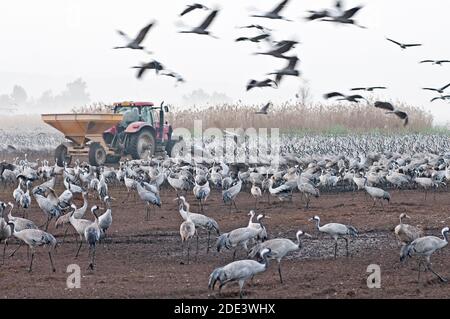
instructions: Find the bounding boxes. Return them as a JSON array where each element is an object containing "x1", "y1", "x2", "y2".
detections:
[{"x1": 118, "y1": 107, "x2": 139, "y2": 132}]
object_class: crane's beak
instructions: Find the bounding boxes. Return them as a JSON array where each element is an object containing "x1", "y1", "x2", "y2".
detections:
[{"x1": 304, "y1": 233, "x2": 312, "y2": 238}]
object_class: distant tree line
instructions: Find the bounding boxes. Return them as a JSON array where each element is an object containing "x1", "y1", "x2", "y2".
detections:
[{"x1": 0, "y1": 78, "x2": 90, "y2": 112}]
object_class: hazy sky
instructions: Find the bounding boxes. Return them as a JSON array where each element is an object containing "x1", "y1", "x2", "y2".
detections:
[{"x1": 1, "y1": 0, "x2": 450, "y2": 124}]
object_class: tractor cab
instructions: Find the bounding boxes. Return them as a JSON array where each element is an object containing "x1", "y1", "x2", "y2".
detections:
[{"x1": 110, "y1": 101, "x2": 172, "y2": 141}]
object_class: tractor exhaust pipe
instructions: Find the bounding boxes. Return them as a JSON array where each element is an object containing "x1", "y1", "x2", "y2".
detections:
[{"x1": 159, "y1": 101, "x2": 165, "y2": 142}]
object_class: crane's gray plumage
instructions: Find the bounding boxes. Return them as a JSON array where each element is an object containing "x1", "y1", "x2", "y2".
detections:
[
  {"x1": 209, "y1": 248, "x2": 271, "y2": 298},
  {"x1": 310, "y1": 215, "x2": 357, "y2": 258},
  {"x1": 400, "y1": 227, "x2": 449, "y2": 283},
  {"x1": 249, "y1": 230, "x2": 311, "y2": 283}
]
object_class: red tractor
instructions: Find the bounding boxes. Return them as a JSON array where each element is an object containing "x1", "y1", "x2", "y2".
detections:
[{"x1": 42, "y1": 101, "x2": 181, "y2": 166}]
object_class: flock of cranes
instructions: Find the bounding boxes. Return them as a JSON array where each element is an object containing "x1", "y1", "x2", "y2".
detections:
[
  {"x1": 110, "y1": 0, "x2": 448, "y2": 124},
  {"x1": 0, "y1": 139, "x2": 448, "y2": 297}
]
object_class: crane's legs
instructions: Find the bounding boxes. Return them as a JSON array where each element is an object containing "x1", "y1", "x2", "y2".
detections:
[
  {"x1": 62, "y1": 225, "x2": 70, "y2": 243},
  {"x1": 278, "y1": 261, "x2": 283, "y2": 284},
  {"x1": 239, "y1": 280, "x2": 245, "y2": 299},
  {"x1": 9, "y1": 242, "x2": 22, "y2": 257},
  {"x1": 233, "y1": 248, "x2": 237, "y2": 261},
  {"x1": 75, "y1": 241, "x2": 83, "y2": 258},
  {"x1": 232, "y1": 200, "x2": 238, "y2": 213},
  {"x1": 28, "y1": 251, "x2": 34, "y2": 272},
  {"x1": 88, "y1": 245, "x2": 96, "y2": 270},
  {"x1": 344, "y1": 237, "x2": 349, "y2": 257},
  {"x1": 417, "y1": 260, "x2": 422, "y2": 283},
  {"x1": 181, "y1": 240, "x2": 184, "y2": 264},
  {"x1": 334, "y1": 241, "x2": 338, "y2": 259},
  {"x1": 187, "y1": 240, "x2": 190, "y2": 265},
  {"x1": 145, "y1": 205, "x2": 150, "y2": 221},
  {"x1": 195, "y1": 234, "x2": 199, "y2": 261},
  {"x1": 48, "y1": 251, "x2": 56, "y2": 272},
  {"x1": 206, "y1": 231, "x2": 211, "y2": 254},
  {"x1": 427, "y1": 263, "x2": 447, "y2": 282}
]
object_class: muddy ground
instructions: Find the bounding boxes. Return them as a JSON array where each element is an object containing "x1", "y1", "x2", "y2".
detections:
[{"x1": 0, "y1": 179, "x2": 449, "y2": 299}]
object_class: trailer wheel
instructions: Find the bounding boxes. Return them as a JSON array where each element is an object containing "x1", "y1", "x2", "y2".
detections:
[
  {"x1": 129, "y1": 129, "x2": 155, "y2": 160},
  {"x1": 55, "y1": 144, "x2": 72, "y2": 167},
  {"x1": 89, "y1": 143, "x2": 106, "y2": 166}
]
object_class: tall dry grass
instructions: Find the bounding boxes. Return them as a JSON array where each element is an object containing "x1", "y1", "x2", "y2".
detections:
[
  {"x1": 69, "y1": 101, "x2": 434, "y2": 133},
  {"x1": 166, "y1": 101, "x2": 434, "y2": 133}
]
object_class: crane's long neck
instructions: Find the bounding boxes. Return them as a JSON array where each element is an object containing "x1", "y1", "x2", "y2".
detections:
[
  {"x1": 248, "y1": 212, "x2": 255, "y2": 226},
  {"x1": 443, "y1": 230, "x2": 449, "y2": 243},
  {"x1": 399, "y1": 215, "x2": 403, "y2": 225},
  {"x1": 314, "y1": 219, "x2": 321, "y2": 230},
  {"x1": 261, "y1": 251, "x2": 270, "y2": 269},
  {"x1": 296, "y1": 234, "x2": 302, "y2": 249}
]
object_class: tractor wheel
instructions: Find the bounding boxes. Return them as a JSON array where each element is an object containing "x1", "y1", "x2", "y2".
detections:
[
  {"x1": 55, "y1": 144, "x2": 72, "y2": 167},
  {"x1": 89, "y1": 143, "x2": 107, "y2": 166},
  {"x1": 128, "y1": 129, "x2": 155, "y2": 160},
  {"x1": 166, "y1": 140, "x2": 185, "y2": 158}
]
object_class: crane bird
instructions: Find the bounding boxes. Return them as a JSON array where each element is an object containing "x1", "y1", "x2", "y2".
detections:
[
  {"x1": 250, "y1": 183, "x2": 262, "y2": 209},
  {"x1": 222, "y1": 179, "x2": 242, "y2": 212},
  {"x1": 430, "y1": 95, "x2": 450, "y2": 103},
  {"x1": 324, "y1": 92, "x2": 366, "y2": 103},
  {"x1": 55, "y1": 191, "x2": 88, "y2": 242},
  {"x1": 179, "y1": 204, "x2": 197, "y2": 265},
  {"x1": 64, "y1": 177, "x2": 84, "y2": 195},
  {"x1": 420, "y1": 59, "x2": 450, "y2": 66},
  {"x1": 7, "y1": 202, "x2": 38, "y2": 231},
  {"x1": 193, "y1": 180, "x2": 210, "y2": 213},
  {"x1": 216, "y1": 225, "x2": 263, "y2": 260},
  {"x1": 400, "y1": 227, "x2": 449, "y2": 283},
  {"x1": 255, "y1": 102, "x2": 271, "y2": 115},
  {"x1": 208, "y1": 247, "x2": 272, "y2": 299},
  {"x1": 256, "y1": 40, "x2": 298, "y2": 59},
  {"x1": 235, "y1": 34, "x2": 270, "y2": 43},
  {"x1": 8, "y1": 222, "x2": 56, "y2": 272},
  {"x1": 136, "y1": 181, "x2": 161, "y2": 221},
  {"x1": 386, "y1": 38, "x2": 422, "y2": 50},
  {"x1": 297, "y1": 182, "x2": 320, "y2": 209},
  {"x1": 374, "y1": 101, "x2": 409, "y2": 126},
  {"x1": 251, "y1": 0, "x2": 291, "y2": 21},
  {"x1": 177, "y1": 197, "x2": 220, "y2": 253},
  {"x1": 179, "y1": 9, "x2": 219, "y2": 38},
  {"x1": 0, "y1": 202, "x2": 12, "y2": 265},
  {"x1": 247, "y1": 211, "x2": 268, "y2": 243},
  {"x1": 12, "y1": 178, "x2": 24, "y2": 208},
  {"x1": 98, "y1": 196, "x2": 114, "y2": 242},
  {"x1": 19, "y1": 180, "x2": 32, "y2": 217},
  {"x1": 268, "y1": 56, "x2": 300, "y2": 84},
  {"x1": 239, "y1": 24, "x2": 272, "y2": 32},
  {"x1": 132, "y1": 60, "x2": 164, "y2": 79},
  {"x1": 267, "y1": 177, "x2": 295, "y2": 202},
  {"x1": 84, "y1": 206, "x2": 102, "y2": 270},
  {"x1": 422, "y1": 82, "x2": 450, "y2": 94},
  {"x1": 249, "y1": 230, "x2": 311, "y2": 284},
  {"x1": 70, "y1": 205, "x2": 98, "y2": 258},
  {"x1": 320, "y1": 6, "x2": 366, "y2": 28},
  {"x1": 394, "y1": 213, "x2": 423, "y2": 257},
  {"x1": 309, "y1": 215, "x2": 358, "y2": 258},
  {"x1": 350, "y1": 86, "x2": 387, "y2": 92},
  {"x1": 364, "y1": 183, "x2": 391, "y2": 212},
  {"x1": 247, "y1": 79, "x2": 277, "y2": 91},
  {"x1": 180, "y1": 3, "x2": 209, "y2": 16},
  {"x1": 114, "y1": 21, "x2": 155, "y2": 50}
]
